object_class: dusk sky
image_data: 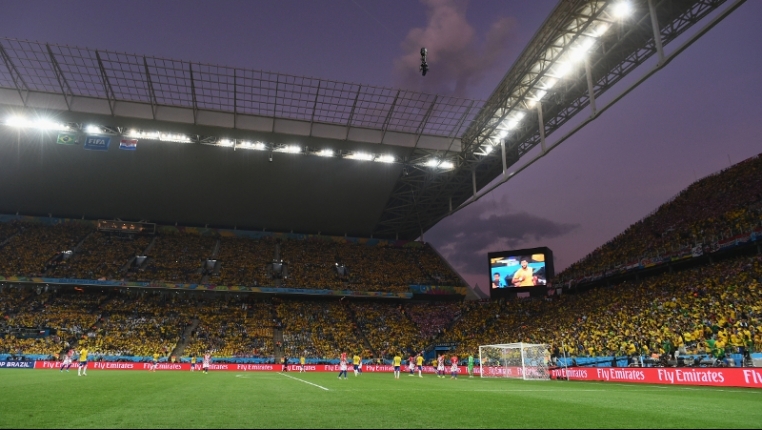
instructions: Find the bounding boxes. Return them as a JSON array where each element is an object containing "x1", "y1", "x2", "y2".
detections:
[{"x1": 1, "y1": 0, "x2": 761, "y2": 295}]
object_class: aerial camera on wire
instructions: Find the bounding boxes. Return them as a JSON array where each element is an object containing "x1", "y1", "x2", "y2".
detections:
[{"x1": 420, "y1": 47, "x2": 428, "y2": 76}]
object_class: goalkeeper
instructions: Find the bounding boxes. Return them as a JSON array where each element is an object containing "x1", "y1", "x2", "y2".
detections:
[{"x1": 467, "y1": 354, "x2": 474, "y2": 378}]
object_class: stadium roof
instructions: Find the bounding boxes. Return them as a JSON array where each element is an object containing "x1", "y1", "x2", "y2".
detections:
[{"x1": 0, "y1": 0, "x2": 742, "y2": 239}]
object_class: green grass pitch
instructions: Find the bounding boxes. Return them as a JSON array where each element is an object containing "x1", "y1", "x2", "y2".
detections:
[{"x1": 1, "y1": 369, "x2": 760, "y2": 428}]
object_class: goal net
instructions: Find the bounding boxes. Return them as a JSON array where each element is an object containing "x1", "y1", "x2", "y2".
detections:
[{"x1": 479, "y1": 343, "x2": 550, "y2": 380}]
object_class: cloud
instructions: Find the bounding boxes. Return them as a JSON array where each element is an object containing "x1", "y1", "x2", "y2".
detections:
[
  {"x1": 427, "y1": 201, "x2": 578, "y2": 280},
  {"x1": 393, "y1": 0, "x2": 517, "y2": 97}
]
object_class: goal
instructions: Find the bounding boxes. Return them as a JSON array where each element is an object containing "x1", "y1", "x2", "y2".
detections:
[{"x1": 478, "y1": 343, "x2": 550, "y2": 380}]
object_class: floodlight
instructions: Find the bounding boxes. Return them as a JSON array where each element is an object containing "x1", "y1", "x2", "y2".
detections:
[
  {"x1": 5, "y1": 116, "x2": 69, "y2": 131},
  {"x1": 86, "y1": 125, "x2": 101, "y2": 134},
  {"x1": 283, "y1": 145, "x2": 301, "y2": 153},
  {"x1": 552, "y1": 62, "x2": 572, "y2": 78},
  {"x1": 351, "y1": 152, "x2": 374, "y2": 161},
  {"x1": 317, "y1": 149, "x2": 334, "y2": 157},
  {"x1": 376, "y1": 155, "x2": 395, "y2": 163},
  {"x1": 440, "y1": 161, "x2": 454, "y2": 169},
  {"x1": 426, "y1": 158, "x2": 440, "y2": 167},
  {"x1": 497, "y1": 130, "x2": 508, "y2": 139},
  {"x1": 159, "y1": 133, "x2": 191, "y2": 143},
  {"x1": 484, "y1": 145, "x2": 494, "y2": 154},
  {"x1": 218, "y1": 139, "x2": 234, "y2": 146},
  {"x1": 612, "y1": 1, "x2": 632, "y2": 19},
  {"x1": 593, "y1": 22, "x2": 611, "y2": 38},
  {"x1": 252, "y1": 142, "x2": 267, "y2": 150}
]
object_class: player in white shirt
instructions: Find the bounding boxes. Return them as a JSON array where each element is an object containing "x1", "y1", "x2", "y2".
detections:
[
  {"x1": 202, "y1": 353, "x2": 211, "y2": 374},
  {"x1": 436, "y1": 355, "x2": 445, "y2": 378},
  {"x1": 59, "y1": 349, "x2": 74, "y2": 373},
  {"x1": 338, "y1": 360, "x2": 348, "y2": 380}
]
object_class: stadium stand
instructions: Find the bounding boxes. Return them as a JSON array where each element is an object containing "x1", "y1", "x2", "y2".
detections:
[
  {"x1": 0, "y1": 222, "x2": 93, "y2": 277},
  {"x1": 48, "y1": 233, "x2": 152, "y2": 280},
  {"x1": 558, "y1": 154, "x2": 762, "y2": 284},
  {"x1": 131, "y1": 234, "x2": 217, "y2": 283}
]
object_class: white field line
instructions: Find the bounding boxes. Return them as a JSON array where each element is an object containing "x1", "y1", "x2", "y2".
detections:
[{"x1": 278, "y1": 372, "x2": 330, "y2": 391}]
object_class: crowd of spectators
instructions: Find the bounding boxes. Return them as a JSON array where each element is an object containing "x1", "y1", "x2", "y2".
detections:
[
  {"x1": 404, "y1": 301, "x2": 462, "y2": 341},
  {"x1": 0, "y1": 221, "x2": 463, "y2": 294},
  {"x1": 558, "y1": 153, "x2": 762, "y2": 283},
  {"x1": 440, "y1": 254, "x2": 762, "y2": 363},
  {"x1": 212, "y1": 237, "x2": 275, "y2": 287},
  {"x1": 48, "y1": 233, "x2": 152, "y2": 280},
  {"x1": 0, "y1": 222, "x2": 93, "y2": 277},
  {"x1": 349, "y1": 301, "x2": 425, "y2": 357},
  {"x1": 132, "y1": 234, "x2": 217, "y2": 283}
]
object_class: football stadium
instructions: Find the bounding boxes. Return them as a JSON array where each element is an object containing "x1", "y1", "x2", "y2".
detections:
[{"x1": 1, "y1": 0, "x2": 761, "y2": 428}]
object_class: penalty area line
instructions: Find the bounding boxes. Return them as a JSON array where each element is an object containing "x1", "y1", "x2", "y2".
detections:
[{"x1": 278, "y1": 372, "x2": 330, "y2": 391}]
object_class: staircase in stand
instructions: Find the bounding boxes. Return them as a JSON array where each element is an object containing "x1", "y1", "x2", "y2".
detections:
[{"x1": 171, "y1": 318, "x2": 200, "y2": 358}]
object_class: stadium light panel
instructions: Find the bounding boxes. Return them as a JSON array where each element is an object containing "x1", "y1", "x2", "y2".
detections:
[
  {"x1": 4, "y1": 116, "x2": 69, "y2": 131},
  {"x1": 283, "y1": 145, "x2": 301, "y2": 153},
  {"x1": 612, "y1": 1, "x2": 632, "y2": 19},
  {"x1": 440, "y1": 161, "x2": 454, "y2": 169},
  {"x1": 349, "y1": 152, "x2": 374, "y2": 161},
  {"x1": 375, "y1": 155, "x2": 395, "y2": 163},
  {"x1": 594, "y1": 22, "x2": 611, "y2": 37},
  {"x1": 484, "y1": 145, "x2": 494, "y2": 154},
  {"x1": 85, "y1": 125, "x2": 101, "y2": 134},
  {"x1": 218, "y1": 139, "x2": 234, "y2": 147},
  {"x1": 159, "y1": 133, "x2": 191, "y2": 143},
  {"x1": 317, "y1": 149, "x2": 334, "y2": 157}
]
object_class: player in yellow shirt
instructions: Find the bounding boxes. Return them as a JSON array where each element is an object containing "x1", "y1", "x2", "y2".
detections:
[
  {"x1": 77, "y1": 348, "x2": 89, "y2": 377},
  {"x1": 151, "y1": 353, "x2": 160, "y2": 372},
  {"x1": 392, "y1": 354, "x2": 402, "y2": 379},
  {"x1": 190, "y1": 356, "x2": 197, "y2": 372},
  {"x1": 352, "y1": 354, "x2": 362, "y2": 377},
  {"x1": 299, "y1": 356, "x2": 306, "y2": 373},
  {"x1": 416, "y1": 354, "x2": 424, "y2": 378}
]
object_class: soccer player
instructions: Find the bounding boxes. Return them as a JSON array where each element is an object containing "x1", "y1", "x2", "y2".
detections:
[
  {"x1": 408, "y1": 355, "x2": 415, "y2": 376},
  {"x1": 468, "y1": 354, "x2": 475, "y2": 378},
  {"x1": 281, "y1": 355, "x2": 289, "y2": 372},
  {"x1": 353, "y1": 354, "x2": 361, "y2": 377},
  {"x1": 450, "y1": 355, "x2": 458, "y2": 379},
  {"x1": 202, "y1": 353, "x2": 211, "y2": 374},
  {"x1": 392, "y1": 354, "x2": 402, "y2": 379},
  {"x1": 190, "y1": 355, "x2": 197, "y2": 372},
  {"x1": 338, "y1": 357, "x2": 348, "y2": 380},
  {"x1": 300, "y1": 356, "x2": 306, "y2": 373},
  {"x1": 437, "y1": 355, "x2": 445, "y2": 378},
  {"x1": 60, "y1": 349, "x2": 74, "y2": 373},
  {"x1": 151, "y1": 352, "x2": 160, "y2": 372},
  {"x1": 416, "y1": 353, "x2": 424, "y2": 378},
  {"x1": 77, "y1": 347, "x2": 89, "y2": 377}
]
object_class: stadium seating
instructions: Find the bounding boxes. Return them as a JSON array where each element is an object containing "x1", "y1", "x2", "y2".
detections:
[
  {"x1": 48, "y1": 233, "x2": 152, "y2": 280},
  {"x1": 557, "y1": 154, "x2": 762, "y2": 284}
]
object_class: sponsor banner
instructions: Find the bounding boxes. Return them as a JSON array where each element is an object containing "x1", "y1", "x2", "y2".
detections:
[
  {"x1": 56, "y1": 132, "x2": 78, "y2": 145},
  {"x1": 84, "y1": 136, "x2": 110, "y2": 151},
  {"x1": 0, "y1": 361, "x2": 35, "y2": 369},
  {"x1": 0, "y1": 276, "x2": 411, "y2": 299},
  {"x1": 550, "y1": 367, "x2": 762, "y2": 389},
  {"x1": 119, "y1": 139, "x2": 138, "y2": 150},
  {"x1": 32, "y1": 361, "x2": 477, "y2": 374},
  {"x1": 409, "y1": 285, "x2": 467, "y2": 296}
]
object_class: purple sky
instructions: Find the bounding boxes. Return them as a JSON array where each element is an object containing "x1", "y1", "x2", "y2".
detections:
[{"x1": 2, "y1": 0, "x2": 761, "y2": 295}]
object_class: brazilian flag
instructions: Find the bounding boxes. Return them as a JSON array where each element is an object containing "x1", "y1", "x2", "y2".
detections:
[{"x1": 56, "y1": 132, "x2": 77, "y2": 145}]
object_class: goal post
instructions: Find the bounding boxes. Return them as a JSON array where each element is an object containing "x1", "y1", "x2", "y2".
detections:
[{"x1": 478, "y1": 343, "x2": 550, "y2": 380}]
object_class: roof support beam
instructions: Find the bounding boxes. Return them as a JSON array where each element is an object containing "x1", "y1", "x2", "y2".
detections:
[
  {"x1": 536, "y1": 102, "x2": 546, "y2": 154},
  {"x1": 344, "y1": 85, "x2": 361, "y2": 140},
  {"x1": 95, "y1": 50, "x2": 116, "y2": 116},
  {"x1": 648, "y1": 0, "x2": 666, "y2": 65},
  {"x1": 309, "y1": 80, "x2": 321, "y2": 136},
  {"x1": 46, "y1": 44, "x2": 73, "y2": 111},
  {"x1": 584, "y1": 56, "x2": 597, "y2": 116},
  {"x1": 143, "y1": 57, "x2": 158, "y2": 120},
  {"x1": 0, "y1": 42, "x2": 29, "y2": 107},
  {"x1": 380, "y1": 90, "x2": 400, "y2": 143},
  {"x1": 189, "y1": 63, "x2": 198, "y2": 125}
]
